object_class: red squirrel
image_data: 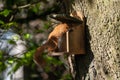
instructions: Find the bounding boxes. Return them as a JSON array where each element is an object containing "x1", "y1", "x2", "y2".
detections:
[
  {"x1": 33, "y1": 23, "x2": 70, "y2": 67},
  {"x1": 33, "y1": 13, "x2": 84, "y2": 80},
  {"x1": 33, "y1": 13, "x2": 83, "y2": 69}
]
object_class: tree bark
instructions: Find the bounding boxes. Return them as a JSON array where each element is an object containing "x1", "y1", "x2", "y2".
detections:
[{"x1": 72, "y1": 0, "x2": 120, "y2": 80}]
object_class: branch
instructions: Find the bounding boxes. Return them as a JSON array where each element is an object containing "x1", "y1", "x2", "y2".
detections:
[
  {"x1": 17, "y1": 4, "x2": 31, "y2": 9},
  {"x1": 13, "y1": 0, "x2": 48, "y2": 9}
]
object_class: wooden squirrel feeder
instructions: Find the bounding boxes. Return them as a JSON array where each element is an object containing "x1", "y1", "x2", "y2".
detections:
[{"x1": 49, "y1": 11, "x2": 85, "y2": 55}]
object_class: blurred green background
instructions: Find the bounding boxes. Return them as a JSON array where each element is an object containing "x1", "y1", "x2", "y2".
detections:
[{"x1": 0, "y1": 0, "x2": 72, "y2": 80}]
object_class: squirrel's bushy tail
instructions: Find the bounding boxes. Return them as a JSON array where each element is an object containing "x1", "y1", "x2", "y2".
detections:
[{"x1": 33, "y1": 37, "x2": 58, "y2": 67}]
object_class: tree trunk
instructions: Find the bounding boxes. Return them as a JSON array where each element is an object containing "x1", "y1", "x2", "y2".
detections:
[{"x1": 72, "y1": 0, "x2": 120, "y2": 80}]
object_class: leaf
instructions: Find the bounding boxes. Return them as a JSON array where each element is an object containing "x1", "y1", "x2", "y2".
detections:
[
  {"x1": 21, "y1": 49, "x2": 35, "y2": 65},
  {"x1": 0, "y1": 51, "x2": 3, "y2": 60},
  {"x1": 12, "y1": 35, "x2": 20, "y2": 41},
  {"x1": 24, "y1": 33, "x2": 31, "y2": 39},
  {"x1": 7, "y1": 22, "x2": 17, "y2": 27},
  {"x1": 30, "y1": 3, "x2": 41, "y2": 14},
  {"x1": 7, "y1": 57, "x2": 16, "y2": 64},
  {"x1": 0, "y1": 9, "x2": 11, "y2": 17},
  {"x1": 0, "y1": 22, "x2": 17, "y2": 29},
  {"x1": 43, "y1": 23, "x2": 50, "y2": 30},
  {"x1": 12, "y1": 63, "x2": 21, "y2": 73},
  {"x1": 43, "y1": 55, "x2": 63, "y2": 66},
  {"x1": 36, "y1": 29, "x2": 45, "y2": 33},
  {"x1": 0, "y1": 62, "x2": 6, "y2": 72},
  {"x1": 8, "y1": 39, "x2": 16, "y2": 44},
  {"x1": 61, "y1": 73, "x2": 72, "y2": 80},
  {"x1": 45, "y1": 56, "x2": 53, "y2": 61},
  {"x1": 8, "y1": 60, "x2": 14, "y2": 64},
  {"x1": 0, "y1": 20, "x2": 4, "y2": 25},
  {"x1": 32, "y1": 6, "x2": 38, "y2": 13}
]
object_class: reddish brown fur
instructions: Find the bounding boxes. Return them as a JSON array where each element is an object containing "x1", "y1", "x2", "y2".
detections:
[{"x1": 33, "y1": 23, "x2": 69, "y2": 67}]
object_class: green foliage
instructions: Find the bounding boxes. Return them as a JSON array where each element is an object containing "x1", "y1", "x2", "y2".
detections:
[
  {"x1": 60, "y1": 73, "x2": 72, "y2": 80},
  {"x1": 35, "y1": 29, "x2": 45, "y2": 33},
  {"x1": 0, "y1": 20, "x2": 4, "y2": 25},
  {"x1": 0, "y1": 62, "x2": 6, "y2": 72},
  {"x1": 0, "y1": 0, "x2": 73, "y2": 79},
  {"x1": 0, "y1": 9, "x2": 11, "y2": 17},
  {"x1": 30, "y1": 3, "x2": 41, "y2": 14},
  {"x1": 0, "y1": 9, "x2": 15, "y2": 29},
  {"x1": 44, "y1": 55, "x2": 63, "y2": 66},
  {"x1": 0, "y1": 51, "x2": 7, "y2": 72},
  {"x1": 0, "y1": 51, "x2": 3, "y2": 60},
  {"x1": 23, "y1": 49, "x2": 35, "y2": 64},
  {"x1": 23, "y1": 33, "x2": 31, "y2": 40},
  {"x1": 43, "y1": 22, "x2": 51, "y2": 30},
  {"x1": 8, "y1": 39, "x2": 16, "y2": 45},
  {"x1": 0, "y1": 22, "x2": 17, "y2": 30}
]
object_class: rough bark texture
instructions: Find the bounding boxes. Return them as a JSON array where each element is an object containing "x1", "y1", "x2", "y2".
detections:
[{"x1": 72, "y1": 0, "x2": 120, "y2": 80}]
